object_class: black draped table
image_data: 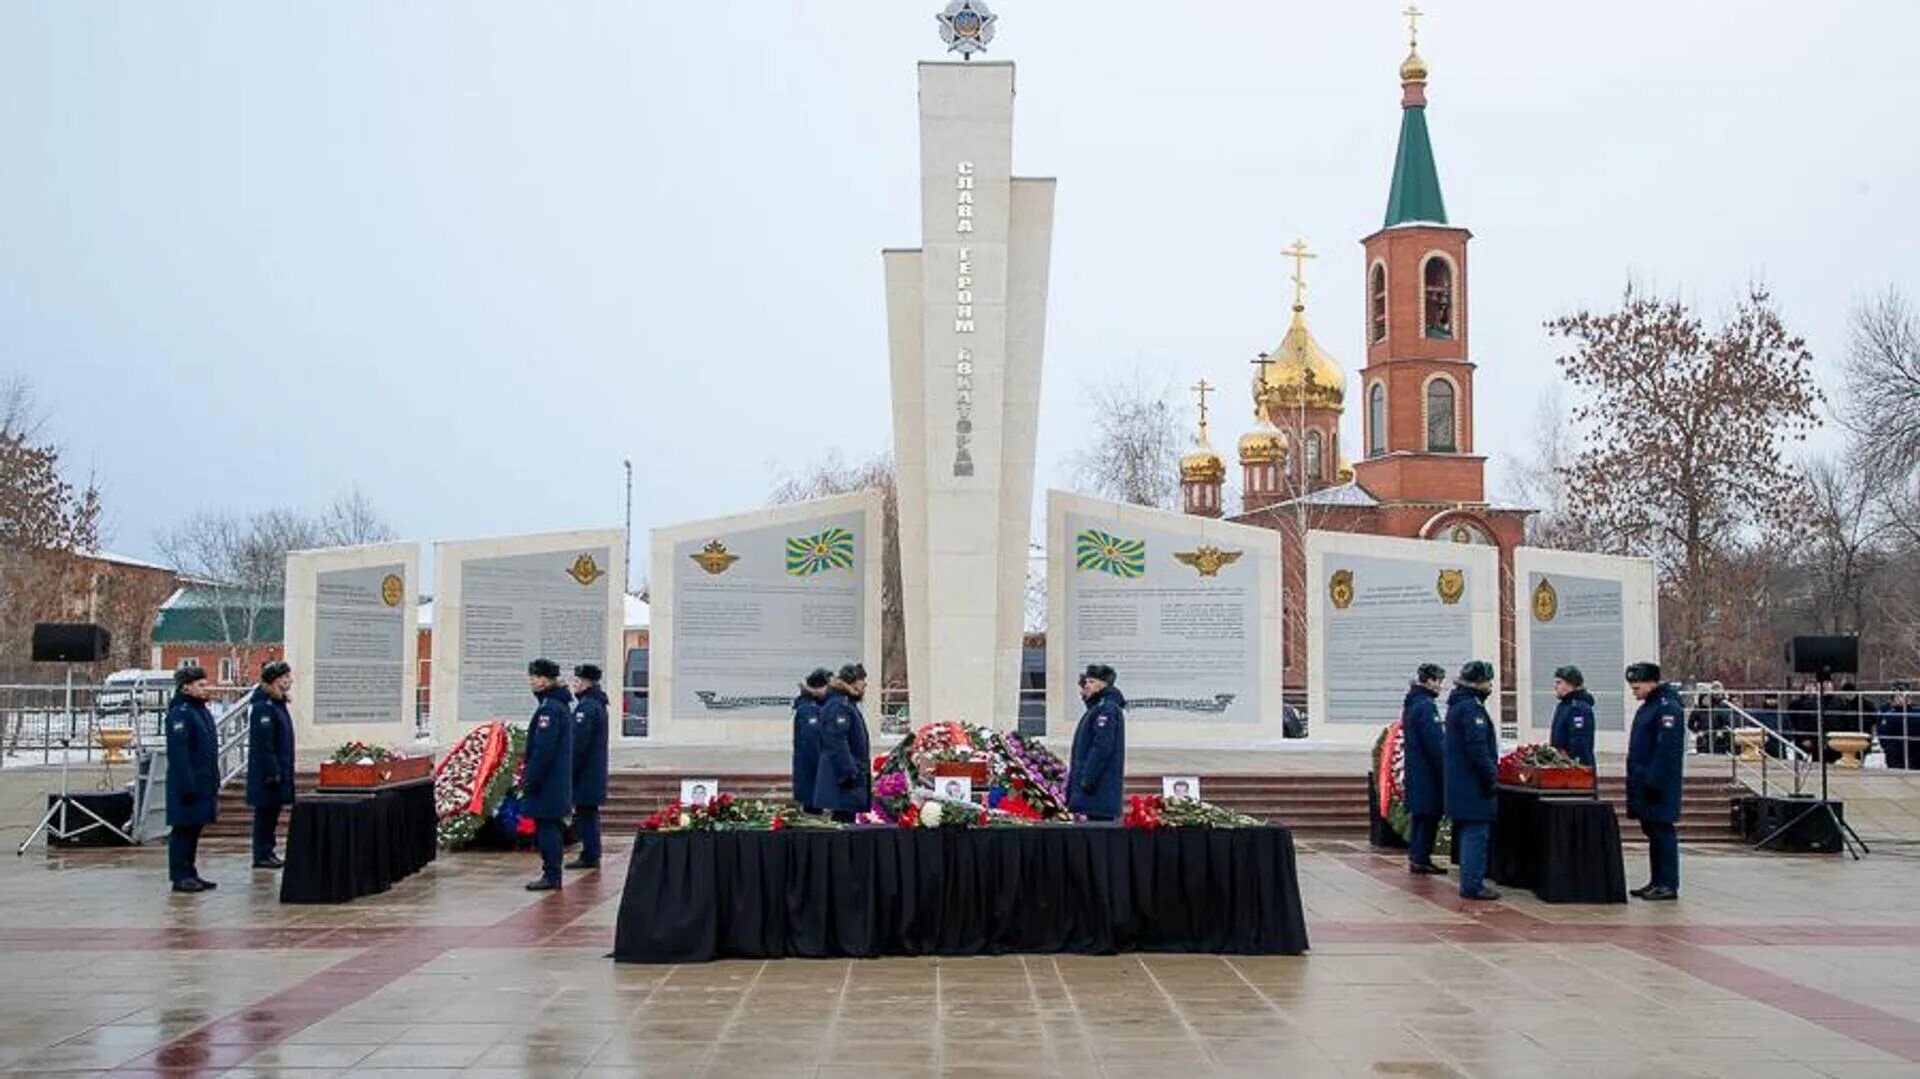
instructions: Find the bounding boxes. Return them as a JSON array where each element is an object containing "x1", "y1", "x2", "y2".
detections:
[
  {"x1": 613, "y1": 825, "x2": 1310, "y2": 963},
  {"x1": 1487, "y1": 786, "x2": 1626, "y2": 904},
  {"x1": 280, "y1": 779, "x2": 437, "y2": 904}
]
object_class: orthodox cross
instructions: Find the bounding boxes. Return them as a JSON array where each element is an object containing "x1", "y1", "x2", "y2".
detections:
[
  {"x1": 1191, "y1": 379, "x2": 1215, "y2": 442},
  {"x1": 1284, "y1": 238, "x2": 1317, "y2": 309},
  {"x1": 1403, "y1": 4, "x2": 1423, "y2": 50},
  {"x1": 1249, "y1": 351, "x2": 1274, "y2": 417}
]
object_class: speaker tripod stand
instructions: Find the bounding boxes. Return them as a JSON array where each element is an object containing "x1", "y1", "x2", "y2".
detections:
[
  {"x1": 16, "y1": 666, "x2": 137, "y2": 855},
  {"x1": 1755, "y1": 686, "x2": 1869, "y2": 860}
]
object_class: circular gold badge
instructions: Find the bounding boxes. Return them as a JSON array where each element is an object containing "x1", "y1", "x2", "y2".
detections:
[{"x1": 380, "y1": 573, "x2": 403, "y2": 607}]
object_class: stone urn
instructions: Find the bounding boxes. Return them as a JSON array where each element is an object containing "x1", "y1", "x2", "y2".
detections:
[
  {"x1": 1732, "y1": 728, "x2": 1766, "y2": 763},
  {"x1": 1827, "y1": 732, "x2": 1872, "y2": 769},
  {"x1": 97, "y1": 727, "x2": 135, "y2": 765}
]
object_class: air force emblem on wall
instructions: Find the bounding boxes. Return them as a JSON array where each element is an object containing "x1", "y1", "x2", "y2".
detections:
[
  {"x1": 1075, "y1": 529, "x2": 1146, "y2": 579},
  {"x1": 1436, "y1": 568, "x2": 1466, "y2": 606},
  {"x1": 1532, "y1": 577, "x2": 1558, "y2": 622},
  {"x1": 1329, "y1": 569, "x2": 1355, "y2": 610},
  {"x1": 936, "y1": 0, "x2": 996, "y2": 58}
]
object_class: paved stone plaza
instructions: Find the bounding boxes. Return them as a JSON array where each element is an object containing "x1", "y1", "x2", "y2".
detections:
[{"x1": 4, "y1": 835, "x2": 1920, "y2": 1078}]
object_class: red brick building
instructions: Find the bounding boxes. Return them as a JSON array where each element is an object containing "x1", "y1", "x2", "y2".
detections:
[{"x1": 1180, "y1": 32, "x2": 1530, "y2": 688}]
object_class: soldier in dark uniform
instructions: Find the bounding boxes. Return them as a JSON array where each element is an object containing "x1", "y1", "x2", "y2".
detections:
[
  {"x1": 164, "y1": 666, "x2": 221, "y2": 893},
  {"x1": 1625, "y1": 662, "x2": 1685, "y2": 900},
  {"x1": 1548, "y1": 665, "x2": 1597, "y2": 769},
  {"x1": 566, "y1": 664, "x2": 610, "y2": 871},
  {"x1": 246, "y1": 661, "x2": 296, "y2": 869},
  {"x1": 1068, "y1": 664, "x2": 1126, "y2": 822},
  {"x1": 1401, "y1": 663, "x2": 1447, "y2": 875},
  {"x1": 521, "y1": 658, "x2": 574, "y2": 891},
  {"x1": 1878, "y1": 683, "x2": 1916, "y2": 770},
  {"x1": 812, "y1": 663, "x2": 872, "y2": 823},
  {"x1": 792, "y1": 668, "x2": 831, "y2": 812},
  {"x1": 1443, "y1": 660, "x2": 1500, "y2": 901}
]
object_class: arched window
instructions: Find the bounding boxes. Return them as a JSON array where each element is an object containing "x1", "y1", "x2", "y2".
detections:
[
  {"x1": 1367, "y1": 383, "x2": 1386, "y2": 458},
  {"x1": 1426, "y1": 378, "x2": 1457, "y2": 452},
  {"x1": 1305, "y1": 430, "x2": 1324, "y2": 481},
  {"x1": 1423, "y1": 256, "x2": 1453, "y2": 339},
  {"x1": 1369, "y1": 263, "x2": 1387, "y2": 343}
]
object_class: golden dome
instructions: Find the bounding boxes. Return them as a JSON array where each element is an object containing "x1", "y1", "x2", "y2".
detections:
[
  {"x1": 1238, "y1": 420, "x2": 1289, "y2": 465},
  {"x1": 1180, "y1": 445, "x2": 1226, "y2": 483},
  {"x1": 1400, "y1": 47, "x2": 1428, "y2": 83},
  {"x1": 1257, "y1": 305, "x2": 1347, "y2": 415},
  {"x1": 1335, "y1": 456, "x2": 1355, "y2": 484}
]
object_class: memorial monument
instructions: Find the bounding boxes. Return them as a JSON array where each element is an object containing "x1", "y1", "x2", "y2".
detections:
[
  {"x1": 1306, "y1": 530, "x2": 1499, "y2": 743},
  {"x1": 1047, "y1": 491, "x2": 1285, "y2": 743},
  {"x1": 647, "y1": 491, "x2": 884, "y2": 743},
  {"x1": 885, "y1": 0, "x2": 1056, "y2": 727},
  {"x1": 1512, "y1": 546, "x2": 1659, "y2": 750},
  {"x1": 429, "y1": 528, "x2": 625, "y2": 743},
  {"x1": 283, "y1": 541, "x2": 421, "y2": 747}
]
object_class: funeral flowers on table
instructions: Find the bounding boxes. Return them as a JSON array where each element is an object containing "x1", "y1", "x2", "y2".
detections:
[{"x1": 327, "y1": 741, "x2": 394, "y2": 765}]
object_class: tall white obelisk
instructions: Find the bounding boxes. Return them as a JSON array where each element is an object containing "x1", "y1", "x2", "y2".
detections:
[{"x1": 885, "y1": 3, "x2": 1055, "y2": 725}]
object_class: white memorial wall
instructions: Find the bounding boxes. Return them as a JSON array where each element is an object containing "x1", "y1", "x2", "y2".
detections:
[
  {"x1": 283, "y1": 542, "x2": 421, "y2": 749},
  {"x1": 1306, "y1": 531, "x2": 1500, "y2": 744},
  {"x1": 647, "y1": 491, "x2": 884, "y2": 745},
  {"x1": 1046, "y1": 492, "x2": 1285, "y2": 743},
  {"x1": 429, "y1": 529, "x2": 625, "y2": 744},
  {"x1": 1512, "y1": 546, "x2": 1659, "y2": 751}
]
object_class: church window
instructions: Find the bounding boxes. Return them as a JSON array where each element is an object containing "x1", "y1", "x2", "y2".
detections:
[
  {"x1": 1426, "y1": 377, "x2": 1457, "y2": 452},
  {"x1": 1305, "y1": 430, "x2": 1324, "y2": 481},
  {"x1": 1369, "y1": 263, "x2": 1387, "y2": 343},
  {"x1": 1367, "y1": 383, "x2": 1386, "y2": 458},
  {"x1": 1423, "y1": 256, "x2": 1453, "y2": 339}
]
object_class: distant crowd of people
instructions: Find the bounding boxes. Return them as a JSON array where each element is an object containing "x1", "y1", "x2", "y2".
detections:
[{"x1": 1683, "y1": 681, "x2": 1920, "y2": 767}]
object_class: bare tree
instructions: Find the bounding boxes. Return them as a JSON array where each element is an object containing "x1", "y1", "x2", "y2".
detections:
[
  {"x1": 1842, "y1": 289, "x2": 1920, "y2": 485},
  {"x1": 1797, "y1": 455, "x2": 1887, "y2": 637},
  {"x1": 1546, "y1": 283, "x2": 1823, "y2": 677},
  {"x1": 1070, "y1": 371, "x2": 1182, "y2": 509},
  {"x1": 0, "y1": 374, "x2": 105, "y2": 680},
  {"x1": 317, "y1": 485, "x2": 397, "y2": 547},
  {"x1": 157, "y1": 509, "x2": 321, "y2": 678},
  {"x1": 1497, "y1": 387, "x2": 1598, "y2": 550},
  {"x1": 768, "y1": 451, "x2": 905, "y2": 690}
]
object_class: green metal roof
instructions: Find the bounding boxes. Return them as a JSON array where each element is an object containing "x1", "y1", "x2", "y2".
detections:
[
  {"x1": 151, "y1": 584, "x2": 284, "y2": 644},
  {"x1": 1383, "y1": 103, "x2": 1448, "y2": 227}
]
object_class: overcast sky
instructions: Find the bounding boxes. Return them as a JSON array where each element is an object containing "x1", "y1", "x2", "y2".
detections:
[{"x1": 5, "y1": 2, "x2": 1915, "y2": 568}]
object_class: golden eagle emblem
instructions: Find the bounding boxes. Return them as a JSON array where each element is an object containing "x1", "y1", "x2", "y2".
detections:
[
  {"x1": 567, "y1": 553, "x2": 607, "y2": 587},
  {"x1": 379, "y1": 573, "x2": 404, "y2": 608},
  {"x1": 689, "y1": 541, "x2": 739, "y2": 576},
  {"x1": 1437, "y1": 568, "x2": 1466, "y2": 605},
  {"x1": 1532, "y1": 578, "x2": 1559, "y2": 622},
  {"x1": 1329, "y1": 568, "x2": 1355, "y2": 611},
  {"x1": 1172, "y1": 545, "x2": 1243, "y2": 578}
]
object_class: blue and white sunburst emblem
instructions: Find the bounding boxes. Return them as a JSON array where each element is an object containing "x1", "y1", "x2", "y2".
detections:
[{"x1": 937, "y1": 0, "x2": 997, "y2": 59}]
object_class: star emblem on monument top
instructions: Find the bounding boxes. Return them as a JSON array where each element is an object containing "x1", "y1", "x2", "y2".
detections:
[{"x1": 936, "y1": 0, "x2": 996, "y2": 59}]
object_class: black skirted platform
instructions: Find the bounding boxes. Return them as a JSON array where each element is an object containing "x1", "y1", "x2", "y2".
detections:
[
  {"x1": 1488, "y1": 786, "x2": 1626, "y2": 904},
  {"x1": 280, "y1": 779, "x2": 437, "y2": 904},
  {"x1": 612, "y1": 825, "x2": 1310, "y2": 963}
]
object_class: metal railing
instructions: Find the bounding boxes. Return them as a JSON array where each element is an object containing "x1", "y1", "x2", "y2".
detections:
[{"x1": 0, "y1": 682, "x2": 252, "y2": 764}]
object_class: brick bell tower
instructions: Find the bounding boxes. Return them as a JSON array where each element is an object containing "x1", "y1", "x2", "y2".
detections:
[{"x1": 1350, "y1": 10, "x2": 1486, "y2": 507}]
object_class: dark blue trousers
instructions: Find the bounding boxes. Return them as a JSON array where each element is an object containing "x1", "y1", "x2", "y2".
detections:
[
  {"x1": 251, "y1": 805, "x2": 283, "y2": 863},
  {"x1": 1456, "y1": 820, "x2": 1491, "y2": 896},
  {"x1": 1407, "y1": 813, "x2": 1440, "y2": 867},
  {"x1": 575, "y1": 805, "x2": 601, "y2": 864},
  {"x1": 1641, "y1": 820, "x2": 1679, "y2": 891},
  {"x1": 535, "y1": 819, "x2": 564, "y2": 883},
  {"x1": 168, "y1": 824, "x2": 202, "y2": 883}
]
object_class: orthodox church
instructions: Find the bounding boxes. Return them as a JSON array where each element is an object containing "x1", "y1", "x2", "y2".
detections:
[{"x1": 1177, "y1": 20, "x2": 1531, "y2": 686}]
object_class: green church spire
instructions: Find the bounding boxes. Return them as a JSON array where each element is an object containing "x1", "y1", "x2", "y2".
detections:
[{"x1": 1383, "y1": 6, "x2": 1448, "y2": 227}]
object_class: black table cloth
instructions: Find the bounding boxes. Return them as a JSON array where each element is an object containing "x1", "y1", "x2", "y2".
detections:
[
  {"x1": 1488, "y1": 786, "x2": 1626, "y2": 904},
  {"x1": 613, "y1": 826, "x2": 1309, "y2": 963},
  {"x1": 280, "y1": 780, "x2": 437, "y2": 904}
]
